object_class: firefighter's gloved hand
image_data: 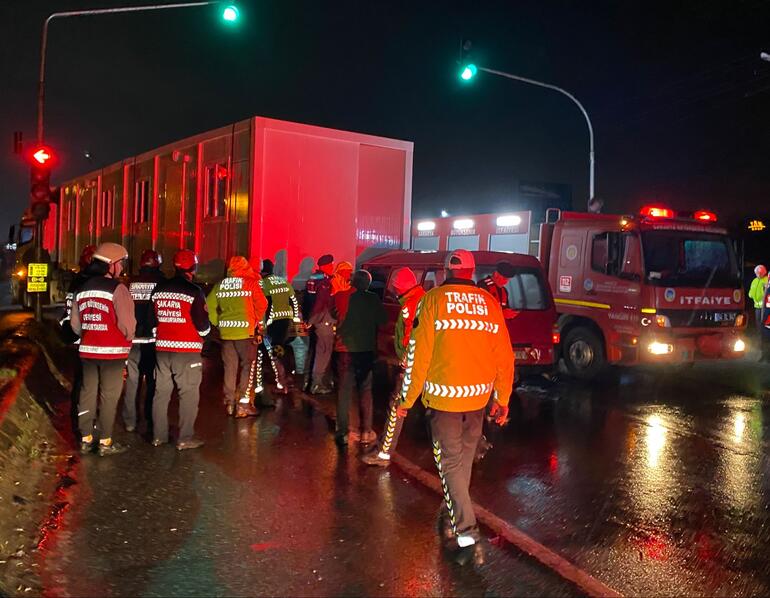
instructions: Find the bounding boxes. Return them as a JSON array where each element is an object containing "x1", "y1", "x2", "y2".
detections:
[
  {"x1": 396, "y1": 406, "x2": 408, "y2": 418},
  {"x1": 490, "y1": 402, "x2": 509, "y2": 426}
]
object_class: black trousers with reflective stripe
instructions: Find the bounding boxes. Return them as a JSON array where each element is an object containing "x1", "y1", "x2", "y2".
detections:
[
  {"x1": 122, "y1": 343, "x2": 157, "y2": 428},
  {"x1": 153, "y1": 351, "x2": 202, "y2": 443},
  {"x1": 428, "y1": 408, "x2": 484, "y2": 537}
]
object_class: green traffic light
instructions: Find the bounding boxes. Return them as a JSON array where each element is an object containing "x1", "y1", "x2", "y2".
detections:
[
  {"x1": 460, "y1": 64, "x2": 478, "y2": 81},
  {"x1": 222, "y1": 4, "x2": 239, "y2": 22}
]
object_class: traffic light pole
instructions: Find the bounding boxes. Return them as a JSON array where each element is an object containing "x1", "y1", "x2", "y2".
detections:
[
  {"x1": 33, "y1": 1, "x2": 219, "y2": 322},
  {"x1": 477, "y1": 66, "x2": 595, "y2": 203}
]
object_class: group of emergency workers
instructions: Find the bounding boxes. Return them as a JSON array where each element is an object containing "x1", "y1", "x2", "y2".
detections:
[{"x1": 60, "y1": 242, "x2": 518, "y2": 564}]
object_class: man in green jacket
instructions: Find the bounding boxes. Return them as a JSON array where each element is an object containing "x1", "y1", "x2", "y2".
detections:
[
  {"x1": 749, "y1": 265, "x2": 768, "y2": 332},
  {"x1": 333, "y1": 270, "x2": 387, "y2": 447}
]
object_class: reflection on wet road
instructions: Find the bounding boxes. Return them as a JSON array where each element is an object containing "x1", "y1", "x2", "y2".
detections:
[{"x1": 393, "y1": 362, "x2": 770, "y2": 597}]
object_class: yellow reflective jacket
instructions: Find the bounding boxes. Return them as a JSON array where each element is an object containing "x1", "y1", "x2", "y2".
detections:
[{"x1": 399, "y1": 278, "x2": 514, "y2": 413}]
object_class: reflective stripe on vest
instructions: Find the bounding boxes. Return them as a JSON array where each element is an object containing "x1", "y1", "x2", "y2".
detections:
[
  {"x1": 434, "y1": 319, "x2": 499, "y2": 333},
  {"x1": 216, "y1": 290, "x2": 252, "y2": 298},
  {"x1": 156, "y1": 339, "x2": 203, "y2": 350},
  {"x1": 129, "y1": 282, "x2": 158, "y2": 301},
  {"x1": 424, "y1": 381, "x2": 493, "y2": 399},
  {"x1": 219, "y1": 320, "x2": 249, "y2": 328},
  {"x1": 154, "y1": 292, "x2": 194, "y2": 304},
  {"x1": 79, "y1": 345, "x2": 131, "y2": 355}
]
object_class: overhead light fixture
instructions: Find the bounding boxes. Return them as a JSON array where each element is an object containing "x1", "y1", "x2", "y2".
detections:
[
  {"x1": 496, "y1": 214, "x2": 522, "y2": 227},
  {"x1": 453, "y1": 218, "x2": 474, "y2": 230},
  {"x1": 417, "y1": 221, "x2": 436, "y2": 232}
]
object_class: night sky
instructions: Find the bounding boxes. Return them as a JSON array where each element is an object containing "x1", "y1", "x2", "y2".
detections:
[{"x1": 1, "y1": 0, "x2": 769, "y2": 239}]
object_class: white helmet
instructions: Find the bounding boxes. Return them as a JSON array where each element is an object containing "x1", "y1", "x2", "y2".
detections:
[{"x1": 93, "y1": 242, "x2": 129, "y2": 265}]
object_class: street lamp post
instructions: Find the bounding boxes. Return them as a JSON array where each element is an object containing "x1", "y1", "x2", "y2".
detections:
[
  {"x1": 461, "y1": 64, "x2": 596, "y2": 204},
  {"x1": 32, "y1": 1, "x2": 237, "y2": 321}
]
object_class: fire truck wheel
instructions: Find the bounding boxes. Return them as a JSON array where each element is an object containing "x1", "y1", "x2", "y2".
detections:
[{"x1": 562, "y1": 326, "x2": 606, "y2": 380}]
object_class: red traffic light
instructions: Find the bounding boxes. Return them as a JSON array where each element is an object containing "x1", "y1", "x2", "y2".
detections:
[{"x1": 29, "y1": 145, "x2": 55, "y2": 167}]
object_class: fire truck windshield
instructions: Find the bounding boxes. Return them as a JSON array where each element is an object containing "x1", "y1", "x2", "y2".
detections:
[{"x1": 641, "y1": 230, "x2": 739, "y2": 288}]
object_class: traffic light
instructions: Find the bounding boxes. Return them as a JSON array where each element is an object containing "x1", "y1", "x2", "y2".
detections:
[
  {"x1": 222, "y1": 4, "x2": 239, "y2": 22},
  {"x1": 458, "y1": 40, "x2": 477, "y2": 82},
  {"x1": 29, "y1": 145, "x2": 55, "y2": 220}
]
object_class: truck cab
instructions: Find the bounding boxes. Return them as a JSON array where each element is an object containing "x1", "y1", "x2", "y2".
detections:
[
  {"x1": 539, "y1": 206, "x2": 746, "y2": 379},
  {"x1": 361, "y1": 250, "x2": 557, "y2": 378}
]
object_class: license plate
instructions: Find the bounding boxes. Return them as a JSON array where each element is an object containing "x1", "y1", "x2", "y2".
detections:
[
  {"x1": 714, "y1": 313, "x2": 734, "y2": 323},
  {"x1": 514, "y1": 350, "x2": 528, "y2": 360}
]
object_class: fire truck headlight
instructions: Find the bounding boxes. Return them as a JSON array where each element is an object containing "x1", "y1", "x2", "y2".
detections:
[
  {"x1": 735, "y1": 314, "x2": 746, "y2": 327},
  {"x1": 733, "y1": 339, "x2": 746, "y2": 353},
  {"x1": 648, "y1": 341, "x2": 674, "y2": 355}
]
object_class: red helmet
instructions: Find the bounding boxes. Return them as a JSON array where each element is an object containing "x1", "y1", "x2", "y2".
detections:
[
  {"x1": 139, "y1": 249, "x2": 162, "y2": 268},
  {"x1": 78, "y1": 244, "x2": 97, "y2": 269},
  {"x1": 173, "y1": 249, "x2": 198, "y2": 272}
]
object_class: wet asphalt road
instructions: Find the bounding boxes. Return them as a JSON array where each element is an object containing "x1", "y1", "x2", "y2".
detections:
[
  {"x1": 33, "y1": 342, "x2": 573, "y2": 598},
  {"x1": 23, "y1": 320, "x2": 770, "y2": 597}
]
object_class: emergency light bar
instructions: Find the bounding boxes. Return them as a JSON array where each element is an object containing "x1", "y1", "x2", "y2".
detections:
[
  {"x1": 693, "y1": 210, "x2": 717, "y2": 223},
  {"x1": 453, "y1": 218, "x2": 474, "y2": 230},
  {"x1": 496, "y1": 214, "x2": 522, "y2": 227},
  {"x1": 417, "y1": 221, "x2": 436, "y2": 232},
  {"x1": 640, "y1": 205, "x2": 674, "y2": 219}
]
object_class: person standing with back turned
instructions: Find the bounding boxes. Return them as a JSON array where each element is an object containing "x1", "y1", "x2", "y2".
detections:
[
  {"x1": 70, "y1": 242, "x2": 136, "y2": 457},
  {"x1": 396, "y1": 249, "x2": 514, "y2": 564}
]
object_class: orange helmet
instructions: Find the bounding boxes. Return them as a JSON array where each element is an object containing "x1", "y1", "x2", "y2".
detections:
[
  {"x1": 139, "y1": 249, "x2": 162, "y2": 268},
  {"x1": 173, "y1": 249, "x2": 198, "y2": 272}
]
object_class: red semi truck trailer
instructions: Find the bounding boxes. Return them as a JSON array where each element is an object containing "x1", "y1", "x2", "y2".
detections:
[
  {"x1": 22, "y1": 116, "x2": 412, "y2": 297},
  {"x1": 538, "y1": 205, "x2": 747, "y2": 379}
]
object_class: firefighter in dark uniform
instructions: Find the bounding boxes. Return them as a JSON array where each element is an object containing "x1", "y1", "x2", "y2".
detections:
[
  {"x1": 70, "y1": 243, "x2": 136, "y2": 457},
  {"x1": 304, "y1": 254, "x2": 335, "y2": 394},
  {"x1": 477, "y1": 260, "x2": 516, "y2": 314},
  {"x1": 150, "y1": 249, "x2": 209, "y2": 450},
  {"x1": 123, "y1": 249, "x2": 165, "y2": 433},
  {"x1": 59, "y1": 244, "x2": 96, "y2": 344}
]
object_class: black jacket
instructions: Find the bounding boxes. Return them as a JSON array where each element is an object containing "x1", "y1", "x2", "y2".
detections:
[{"x1": 129, "y1": 267, "x2": 166, "y2": 341}]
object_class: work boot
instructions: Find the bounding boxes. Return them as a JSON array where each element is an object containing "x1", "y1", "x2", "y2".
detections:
[
  {"x1": 98, "y1": 442, "x2": 128, "y2": 457},
  {"x1": 225, "y1": 403, "x2": 235, "y2": 417},
  {"x1": 360, "y1": 449, "x2": 391, "y2": 467},
  {"x1": 79, "y1": 440, "x2": 94, "y2": 454},
  {"x1": 176, "y1": 438, "x2": 205, "y2": 451},
  {"x1": 310, "y1": 383, "x2": 333, "y2": 395},
  {"x1": 235, "y1": 403, "x2": 260, "y2": 418},
  {"x1": 334, "y1": 433, "x2": 348, "y2": 447},
  {"x1": 125, "y1": 424, "x2": 137, "y2": 433},
  {"x1": 453, "y1": 542, "x2": 485, "y2": 567},
  {"x1": 274, "y1": 381, "x2": 290, "y2": 395},
  {"x1": 257, "y1": 392, "x2": 276, "y2": 409},
  {"x1": 151, "y1": 438, "x2": 165, "y2": 447}
]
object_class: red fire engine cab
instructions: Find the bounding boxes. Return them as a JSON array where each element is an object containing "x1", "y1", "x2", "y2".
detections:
[{"x1": 539, "y1": 206, "x2": 747, "y2": 379}]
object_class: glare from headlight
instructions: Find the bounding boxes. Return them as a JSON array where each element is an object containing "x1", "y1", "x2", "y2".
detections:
[
  {"x1": 734, "y1": 339, "x2": 746, "y2": 352},
  {"x1": 648, "y1": 341, "x2": 674, "y2": 355}
]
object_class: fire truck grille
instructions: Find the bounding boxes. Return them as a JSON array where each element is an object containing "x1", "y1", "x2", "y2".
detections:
[{"x1": 660, "y1": 310, "x2": 742, "y2": 328}]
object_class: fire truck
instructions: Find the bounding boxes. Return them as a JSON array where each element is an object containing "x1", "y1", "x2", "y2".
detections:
[
  {"x1": 14, "y1": 116, "x2": 413, "y2": 303},
  {"x1": 537, "y1": 205, "x2": 747, "y2": 379}
]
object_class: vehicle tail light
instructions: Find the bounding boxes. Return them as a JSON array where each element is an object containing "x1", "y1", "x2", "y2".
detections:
[
  {"x1": 552, "y1": 330, "x2": 560, "y2": 345},
  {"x1": 694, "y1": 210, "x2": 717, "y2": 222},
  {"x1": 640, "y1": 205, "x2": 674, "y2": 219},
  {"x1": 735, "y1": 313, "x2": 745, "y2": 327}
]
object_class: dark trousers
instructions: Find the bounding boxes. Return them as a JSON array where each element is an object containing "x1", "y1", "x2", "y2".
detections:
[
  {"x1": 122, "y1": 343, "x2": 157, "y2": 428},
  {"x1": 335, "y1": 351, "x2": 374, "y2": 436},
  {"x1": 429, "y1": 408, "x2": 485, "y2": 538},
  {"x1": 221, "y1": 338, "x2": 260, "y2": 405},
  {"x1": 311, "y1": 323, "x2": 334, "y2": 386},
  {"x1": 78, "y1": 358, "x2": 126, "y2": 441},
  {"x1": 756, "y1": 309, "x2": 764, "y2": 333},
  {"x1": 153, "y1": 351, "x2": 202, "y2": 443}
]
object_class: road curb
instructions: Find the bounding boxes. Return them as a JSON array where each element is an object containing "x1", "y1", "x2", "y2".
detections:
[
  {"x1": 391, "y1": 453, "x2": 622, "y2": 598},
  {"x1": 299, "y1": 390, "x2": 622, "y2": 598}
]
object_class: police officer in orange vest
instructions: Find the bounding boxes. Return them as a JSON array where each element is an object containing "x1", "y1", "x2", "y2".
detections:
[
  {"x1": 150, "y1": 250, "x2": 210, "y2": 450},
  {"x1": 70, "y1": 242, "x2": 136, "y2": 457},
  {"x1": 397, "y1": 249, "x2": 514, "y2": 563}
]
